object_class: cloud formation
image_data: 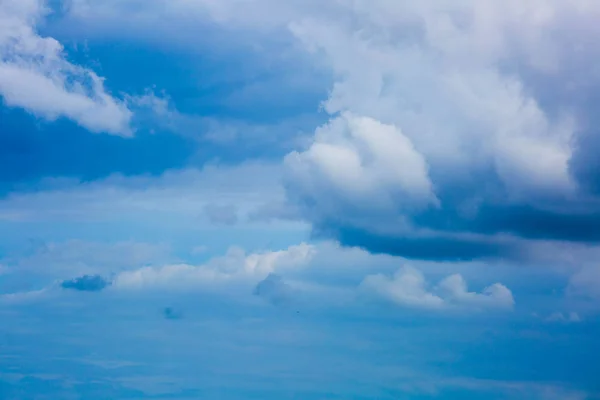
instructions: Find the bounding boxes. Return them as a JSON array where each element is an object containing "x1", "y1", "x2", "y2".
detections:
[
  {"x1": 0, "y1": 0, "x2": 133, "y2": 135},
  {"x1": 61, "y1": 274, "x2": 111, "y2": 292},
  {"x1": 56, "y1": 0, "x2": 600, "y2": 260},
  {"x1": 361, "y1": 266, "x2": 514, "y2": 311},
  {"x1": 253, "y1": 273, "x2": 292, "y2": 305},
  {"x1": 568, "y1": 265, "x2": 600, "y2": 300},
  {"x1": 280, "y1": 1, "x2": 600, "y2": 260},
  {"x1": 545, "y1": 311, "x2": 582, "y2": 324},
  {"x1": 112, "y1": 243, "x2": 315, "y2": 290}
]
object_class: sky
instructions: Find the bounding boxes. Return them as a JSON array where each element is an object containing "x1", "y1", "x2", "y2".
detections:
[{"x1": 1, "y1": 0, "x2": 600, "y2": 399}]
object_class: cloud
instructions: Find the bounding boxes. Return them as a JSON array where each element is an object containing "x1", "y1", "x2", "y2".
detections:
[
  {"x1": 202, "y1": 203, "x2": 238, "y2": 226},
  {"x1": 0, "y1": 0, "x2": 133, "y2": 135},
  {"x1": 567, "y1": 265, "x2": 600, "y2": 300},
  {"x1": 284, "y1": 112, "x2": 438, "y2": 223},
  {"x1": 545, "y1": 312, "x2": 582, "y2": 324},
  {"x1": 60, "y1": 274, "x2": 111, "y2": 292},
  {"x1": 54, "y1": 0, "x2": 600, "y2": 261},
  {"x1": 112, "y1": 243, "x2": 315, "y2": 291},
  {"x1": 361, "y1": 266, "x2": 514, "y2": 311},
  {"x1": 0, "y1": 240, "x2": 172, "y2": 281},
  {"x1": 0, "y1": 162, "x2": 289, "y2": 224},
  {"x1": 280, "y1": 0, "x2": 600, "y2": 260},
  {"x1": 163, "y1": 306, "x2": 183, "y2": 320},
  {"x1": 253, "y1": 273, "x2": 292, "y2": 305}
]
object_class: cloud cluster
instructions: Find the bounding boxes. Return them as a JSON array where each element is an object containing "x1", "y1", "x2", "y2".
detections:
[
  {"x1": 0, "y1": 0, "x2": 133, "y2": 135},
  {"x1": 281, "y1": 0, "x2": 600, "y2": 260},
  {"x1": 112, "y1": 243, "x2": 315, "y2": 290},
  {"x1": 361, "y1": 266, "x2": 514, "y2": 311},
  {"x1": 53, "y1": 0, "x2": 600, "y2": 260}
]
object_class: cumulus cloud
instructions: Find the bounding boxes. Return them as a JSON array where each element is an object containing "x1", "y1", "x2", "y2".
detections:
[
  {"x1": 60, "y1": 274, "x2": 111, "y2": 292},
  {"x1": 361, "y1": 266, "x2": 514, "y2": 311},
  {"x1": 281, "y1": 1, "x2": 600, "y2": 259},
  {"x1": 113, "y1": 243, "x2": 315, "y2": 290},
  {"x1": 59, "y1": 0, "x2": 600, "y2": 260},
  {"x1": 0, "y1": 0, "x2": 133, "y2": 135},
  {"x1": 284, "y1": 113, "x2": 438, "y2": 226}
]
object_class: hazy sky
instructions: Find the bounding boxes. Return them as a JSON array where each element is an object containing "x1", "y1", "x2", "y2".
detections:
[{"x1": 1, "y1": 1, "x2": 600, "y2": 399}]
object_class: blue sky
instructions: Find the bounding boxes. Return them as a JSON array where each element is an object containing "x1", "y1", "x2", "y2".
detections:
[{"x1": 1, "y1": 1, "x2": 600, "y2": 399}]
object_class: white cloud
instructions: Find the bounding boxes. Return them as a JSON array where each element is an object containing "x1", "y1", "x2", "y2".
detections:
[
  {"x1": 361, "y1": 265, "x2": 514, "y2": 311},
  {"x1": 545, "y1": 311, "x2": 582, "y2": 323},
  {"x1": 361, "y1": 266, "x2": 445, "y2": 310},
  {"x1": 284, "y1": 3, "x2": 578, "y2": 209},
  {"x1": 62, "y1": 1, "x2": 600, "y2": 207},
  {"x1": 0, "y1": 0, "x2": 132, "y2": 135},
  {"x1": 63, "y1": 0, "x2": 600, "y2": 256},
  {"x1": 284, "y1": 113, "x2": 438, "y2": 232},
  {"x1": 112, "y1": 243, "x2": 315, "y2": 290}
]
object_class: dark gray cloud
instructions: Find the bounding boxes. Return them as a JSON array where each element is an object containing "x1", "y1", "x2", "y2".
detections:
[
  {"x1": 61, "y1": 275, "x2": 111, "y2": 292},
  {"x1": 323, "y1": 226, "x2": 519, "y2": 262}
]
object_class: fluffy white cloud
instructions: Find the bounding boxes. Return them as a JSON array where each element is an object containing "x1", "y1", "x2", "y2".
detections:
[
  {"x1": 361, "y1": 266, "x2": 445, "y2": 310},
  {"x1": 361, "y1": 266, "x2": 514, "y2": 311},
  {"x1": 437, "y1": 274, "x2": 515, "y2": 310},
  {"x1": 113, "y1": 243, "x2": 315, "y2": 290},
  {"x1": 65, "y1": 0, "x2": 600, "y2": 257},
  {"x1": 61, "y1": 1, "x2": 600, "y2": 208},
  {"x1": 283, "y1": 1, "x2": 600, "y2": 256},
  {"x1": 0, "y1": 0, "x2": 132, "y2": 135},
  {"x1": 284, "y1": 113, "x2": 438, "y2": 233}
]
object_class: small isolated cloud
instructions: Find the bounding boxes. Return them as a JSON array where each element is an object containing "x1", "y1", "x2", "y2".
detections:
[
  {"x1": 60, "y1": 275, "x2": 111, "y2": 292},
  {"x1": 545, "y1": 312, "x2": 582, "y2": 324},
  {"x1": 361, "y1": 266, "x2": 514, "y2": 312},
  {"x1": 253, "y1": 273, "x2": 292, "y2": 305},
  {"x1": 163, "y1": 307, "x2": 183, "y2": 320},
  {"x1": 202, "y1": 203, "x2": 238, "y2": 226}
]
